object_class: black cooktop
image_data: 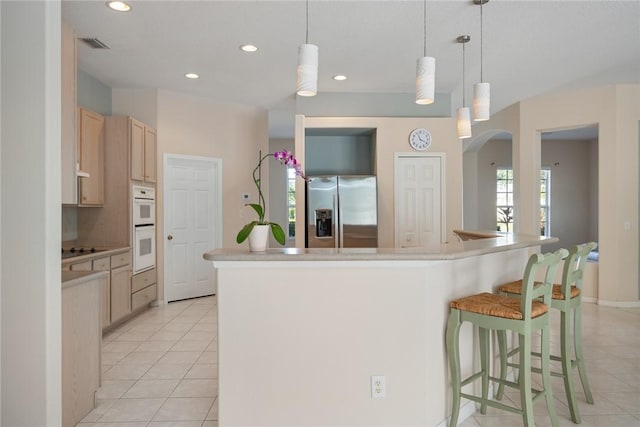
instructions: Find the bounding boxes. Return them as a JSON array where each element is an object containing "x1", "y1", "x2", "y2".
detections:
[{"x1": 61, "y1": 247, "x2": 105, "y2": 259}]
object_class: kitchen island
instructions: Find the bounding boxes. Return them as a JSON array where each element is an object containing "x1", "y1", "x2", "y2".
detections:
[{"x1": 204, "y1": 232, "x2": 557, "y2": 427}]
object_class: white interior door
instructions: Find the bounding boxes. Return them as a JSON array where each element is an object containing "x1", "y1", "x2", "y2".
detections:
[
  {"x1": 164, "y1": 154, "x2": 222, "y2": 302},
  {"x1": 395, "y1": 154, "x2": 444, "y2": 248}
]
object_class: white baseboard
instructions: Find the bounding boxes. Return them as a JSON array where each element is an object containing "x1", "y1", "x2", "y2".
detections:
[
  {"x1": 437, "y1": 400, "x2": 477, "y2": 427},
  {"x1": 597, "y1": 299, "x2": 640, "y2": 308},
  {"x1": 582, "y1": 296, "x2": 597, "y2": 304}
]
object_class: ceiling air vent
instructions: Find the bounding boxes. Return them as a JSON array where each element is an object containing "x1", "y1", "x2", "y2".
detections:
[{"x1": 80, "y1": 38, "x2": 110, "y2": 49}]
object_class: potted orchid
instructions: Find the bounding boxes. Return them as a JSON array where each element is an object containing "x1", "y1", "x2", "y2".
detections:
[{"x1": 236, "y1": 150, "x2": 306, "y2": 249}]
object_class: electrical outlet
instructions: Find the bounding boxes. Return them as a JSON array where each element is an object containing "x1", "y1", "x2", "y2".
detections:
[
  {"x1": 241, "y1": 193, "x2": 250, "y2": 203},
  {"x1": 371, "y1": 375, "x2": 386, "y2": 398}
]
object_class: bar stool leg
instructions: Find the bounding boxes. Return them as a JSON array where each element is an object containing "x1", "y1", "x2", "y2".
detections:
[
  {"x1": 479, "y1": 327, "x2": 490, "y2": 414},
  {"x1": 541, "y1": 323, "x2": 559, "y2": 427},
  {"x1": 446, "y1": 309, "x2": 462, "y2": 427},
  {"x1": 518, "y1": 333, "x2": 535, "y2": 427},
  {"x1": 561, "y1": 310, "x2": 580, "y2": 423},
  {"x1": 495, "y1": 330, "x2": 508, "y2": 400},
  {"x1": 574, "y1": 300, "x2": 594, "y2": 404}
]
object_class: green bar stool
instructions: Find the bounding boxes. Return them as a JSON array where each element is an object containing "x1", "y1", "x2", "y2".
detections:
[
  {"x1": 496, "y1": 242, "x2": 597, "y2": 424},
  {"x1": 446, "y1": 249, "x2": 567, "y2": 427}
]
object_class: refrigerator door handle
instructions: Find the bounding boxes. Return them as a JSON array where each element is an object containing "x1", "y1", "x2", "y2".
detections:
[
  {"x1": 337, "y1": 193, "x2": 344, "y2": 249},
  {"x1": 333, "y1": 194, "x2": 339, "y2": 249}
]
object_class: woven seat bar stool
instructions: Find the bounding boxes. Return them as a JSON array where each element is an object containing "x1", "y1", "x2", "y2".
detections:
[
  {"x1": 496, "y1": 242, "x2": 597, "y2": 424},
  {"x1": 446, "y1": 249, "x2": 568, "y2": 427}
]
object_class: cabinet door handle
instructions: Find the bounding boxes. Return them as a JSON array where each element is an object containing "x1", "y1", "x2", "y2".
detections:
[{"x1": 167, "y1": 235, "x2": 173, "y2": 241}]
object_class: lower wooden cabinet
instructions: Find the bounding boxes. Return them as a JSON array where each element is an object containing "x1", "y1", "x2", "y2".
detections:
[
  {"x1": 111, "y1": 265, "x2": 131, "y2": 322},
  {"x1": 131, "y1": 268, "x2": 157, "y2": 310},
  {"x1": 62, "y1": 275, "x2": 103, "y2": 427}
]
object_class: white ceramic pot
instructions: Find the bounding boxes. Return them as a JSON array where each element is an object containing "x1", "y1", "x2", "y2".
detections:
[{"x1": 248, "y1": 224, "x2": 269, "y2": 252}]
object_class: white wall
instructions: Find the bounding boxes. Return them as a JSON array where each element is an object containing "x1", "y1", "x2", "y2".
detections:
[
  {"x1": 156, "y1": 90, "x2": 267, "y2": 301},
  {"x1": 1, "y1": 1, "x2": 62, "y2": 424},
  {"x1": 472, "y1": 84, "x2": 639, "y2": 304}
]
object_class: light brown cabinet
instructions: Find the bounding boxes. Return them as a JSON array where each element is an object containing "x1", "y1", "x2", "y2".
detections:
[
  {"x1": 111, "y1": 265, "x2": 132, "y2": 322},
  {"x1": 91, "y1": 256, "x2": 111, "y2": 329},
  {"x1": 78, "y1": 108, "x2": 105, "y2": 206},
  {"x1": 62, "y1": 275, "x2": 103, "y2": 427},
  {"x1": 61, "y1": 21, "x2": 77, "y2": 205},
  {"x1": 130, "y1": 118, "x2": 156, "y2": 183},
  {"x1": 66, "y1": 249, "x2": 132, "y2": 331},
  {"x1": 131, "y1": 268, "x2": 157, "y2": 310}
]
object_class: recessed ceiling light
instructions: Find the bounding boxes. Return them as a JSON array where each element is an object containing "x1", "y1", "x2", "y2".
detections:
[
  {"x1": 240, "y1": 44, "x2": 258, "y2": 52},
  {"x1": 106, "y1": 1, "x2": 132, "y2": 12},
  {"x1": 184, "y1": 73, "x2": 200, "y2": 79},
  {"x1": 333, "y1": 75, "x2": 347, "y2": 81}
]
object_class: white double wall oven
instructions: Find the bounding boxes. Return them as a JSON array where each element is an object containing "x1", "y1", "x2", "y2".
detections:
[{"x1": 132, "y1": 185, "x2": 156, "y2": 274}]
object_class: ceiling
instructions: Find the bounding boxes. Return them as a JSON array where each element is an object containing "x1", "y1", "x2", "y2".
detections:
[{"x1": 62, "y1": 1, "x2": 640, "y2": 138}]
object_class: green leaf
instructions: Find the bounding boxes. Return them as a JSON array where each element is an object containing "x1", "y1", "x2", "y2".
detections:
[
  {"x1": 246, "y1": 203, "x2": 264, "y2": 221},
  {"x1": 269, "y1": 222, "x2": 286, "y2": 245},
  {"x1": 236, "y1": 221, "x2": 257, "y2": 244}
]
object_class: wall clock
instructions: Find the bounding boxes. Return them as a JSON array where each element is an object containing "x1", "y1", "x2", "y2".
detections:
[{"x1": 409, "y1": 128, "x2": 432, "y2": 151}]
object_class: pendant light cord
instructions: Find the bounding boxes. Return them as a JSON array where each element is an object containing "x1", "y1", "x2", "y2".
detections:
[
  {"x1": 305, "y1": 0, "x2": 309, "y2": 44},
  {"x1": 462, "y1": 42, "x2": 466, "y2": 106},
  {"x1": 480, "y1": 2, "x2": 484, "y2": 83},
  {"x1": 423, "y1": 0, "x2": 427, "y2": 57}
]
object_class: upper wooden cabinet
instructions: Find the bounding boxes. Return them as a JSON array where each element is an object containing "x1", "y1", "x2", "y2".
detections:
[
  {"x1": 130, "y1": 118, "x2": 156, "y2": 183},
  {"x1": 61, "y1": 21, "x2": 77, "y2": 204},
  {"x1": 78, "y1": 108, "x2": 105, "y2": 206}
]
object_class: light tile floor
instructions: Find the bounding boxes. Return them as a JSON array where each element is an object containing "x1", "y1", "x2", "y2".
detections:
[
  {"x1": 78, "y1": 295, "x2": 219, "y2": 427},
  {"x1": 79, "y1": 296, "x2": 640, "y2": 427},
  {"x1": 460, "y1": 303, "x2": 640, "y2": 427}
]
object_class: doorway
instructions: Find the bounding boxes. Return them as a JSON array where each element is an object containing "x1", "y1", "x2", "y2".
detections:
[
  {"x1": 394, "y1": 153, "x2": 445, "y2": 248},
  {"x1": 163, "y1": 154, "x2": 222, "y2": 302}
]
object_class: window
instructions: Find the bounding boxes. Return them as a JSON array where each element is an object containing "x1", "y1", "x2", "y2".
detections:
[
  {"x1": 496, "y1": 169, "x2": 514, "y2": 232},
  {"x1": 539, "y1": 169, "x2": 550, "y2": 236},
  {"x1": 287, "y1": 167, "x2": 297, "y2": 239},
  {"x1": 496, "y1": 168, "x2": 551, "y2": 236}
]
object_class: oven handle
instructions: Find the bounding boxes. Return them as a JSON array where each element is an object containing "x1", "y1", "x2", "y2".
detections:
[{"x1": 135, "y1": 224, "x2": 155, "y2": 231}]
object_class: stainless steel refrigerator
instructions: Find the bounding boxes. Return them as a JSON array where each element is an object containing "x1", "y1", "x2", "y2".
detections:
[{"x1": 305, "y1": 175, "x2": 378, "y2": 248}]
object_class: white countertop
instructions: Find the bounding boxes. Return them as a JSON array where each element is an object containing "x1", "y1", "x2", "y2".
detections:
[{"x1": 204, "y1": 232, "x2": 558, "y2": 263}]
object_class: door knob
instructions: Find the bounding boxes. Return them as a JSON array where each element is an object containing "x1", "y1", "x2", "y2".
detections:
[{"x1": 167, "y1": 235, "x2": 173, "y2": 240}]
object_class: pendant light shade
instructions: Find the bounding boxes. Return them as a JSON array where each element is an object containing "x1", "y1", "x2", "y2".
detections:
[
  {"x1": 296, "y1": 43, "x2": 318, "y2": 97},
  {"x1": 457, "y1": 107, "x2": 472, "y2": 139},
  {"x1": 415, "y1": 0, "x2": 435, "y2": 105},
  {"x1": 415, "y1": 56, "x2": 436, "y2": 105},
  {"x1": 457, "y1": 35, "x2": 472, "y2": 139},
  {"x1": 473, "y1": 82, "x2": 490, "y2": 121}
]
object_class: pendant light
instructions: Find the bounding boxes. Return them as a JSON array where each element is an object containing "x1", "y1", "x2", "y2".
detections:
[
  {"x1": 457, "y1": 35, "x2": 472, "y2": 139},
  {"x1": 473, "y1": 0, "x2": 490, "y2": 121},
  {"x1": 415, "y1": 0, "x2": 435, "y2": 105},
  {"x1": 296, "y1": 0, "x2": 318, "y2": 97}
]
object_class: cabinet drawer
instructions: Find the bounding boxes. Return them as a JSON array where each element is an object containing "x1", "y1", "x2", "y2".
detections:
[
  {"x1": 92, "y1": 256, "x2": 110, "y2": 271},
  {"x1": 70, "y1": 261, "x2": 92, "y2": 271},
  {"x1": 132, "y1": 284, "x2": 157, "y2": 310},
  {"x1": 131, "y1": 268, "x2": 156, "y2": 293},
  {"x1": 111, "y1": 251, "x2": 131, "y2": 269}
]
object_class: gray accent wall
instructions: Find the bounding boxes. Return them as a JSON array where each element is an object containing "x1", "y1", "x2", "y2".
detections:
[
  {"x1": 305, "y1": 134, "x2": 375, "y2": 176},
  {"x1": 77, "y1": 67, "x2": 112, "y2": 115}
]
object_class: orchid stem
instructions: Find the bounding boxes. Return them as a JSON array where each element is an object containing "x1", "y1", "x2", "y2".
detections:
[{"x1": 252, "y1": 151, "x2": 271, "y2": 223}]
